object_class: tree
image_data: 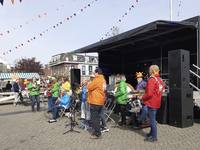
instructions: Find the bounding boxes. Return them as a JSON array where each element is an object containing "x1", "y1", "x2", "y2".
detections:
[
  {"x1": 108, "y1": 26, "x2": 123, "y2": 37},
  {"x1": 13, "y1": 57, "x2": 44, "y2": 75}
]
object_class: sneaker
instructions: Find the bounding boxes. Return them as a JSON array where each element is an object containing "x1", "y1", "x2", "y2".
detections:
[
  {"x1": 147, "y1": 133, "x2": 151, "y2": 137},
  {"x1": 49, "y1": 118, "x2": 57, "y2": 123},
  {"x1": 47, "y1": 110, "x2": 52, "y2": 113},
  {"x1": 90, "y1": 135, "x2": 102, "y2": 139},
  {"x1": 37, "y1": 110, "x2": 41, "y2": 112},
  {"x1": 101, "y1": 127, "x2": 109, "y2": 133},
  {"x1": 32, "y1": 111, "x2": 36, "y2": 113},
  {"x1": 128, "y1": 120, "x2": 133, "y2": 125},
  {"x1": 144, "y1": 136, "x2": 157, "y2": 142},
  {"x1": 117, "y1": 122, "x2": 126, "y2": 127}
]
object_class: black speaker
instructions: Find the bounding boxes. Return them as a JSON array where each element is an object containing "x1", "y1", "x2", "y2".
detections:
[
  {"x1": 156, "y1": 93, "x2": 169, "y2": 124},
  {"x1": 168, "y1": 49, "x2": 190, "y2": 89},
  {"x1": 70, "y1": 69, "x2": 80, "y2": 85},
  {"x1": 169, "y1": 88, "x2": 194, "y2": 128}
]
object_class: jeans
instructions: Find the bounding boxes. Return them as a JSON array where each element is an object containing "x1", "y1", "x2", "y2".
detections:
[
  {"x1": 131, "y1": 105, "x2": 148, "y2": 122},
  {"x1": 100, "y1": 106, "x2": 107, "y2": 128},
  {"x1": 81, "y1": 101, "x2": 91, "y2": 120},
  {"x1": 90, "y1": 104, "x2": 103, "y2": 137},
  {"x1": 120, "y1": 104, "x2": 126, "y2": 123},
  {"x1": 148, "y1": 107, "x2": 158, "y2": 138},
  {"x1": 52, "y1": 97, "x2": 58, "y2": 108},
  {"x1": 47, "y1": 96, "x2": 52, "y2": 111},
  {"x1": 31, "y1": 95, "x2": 40, "y2": 111},
  {"x1": 53, "y1": 105, "x2": 64, "y2": 118}
]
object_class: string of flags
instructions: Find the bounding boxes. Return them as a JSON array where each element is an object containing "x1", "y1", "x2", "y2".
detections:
[
  {"x1": 0, "y1": 0, "x2": 22, "y2": 6},
  {"x1": 100, "y1": 0, "x2": 139, "y2": 41},
  {"x1": 1, "y1": 0, "x2": 98, "y2": 57},
  {"x1": 177, "y1": 1, "x2": 182, "y2": 21},
  {"x1": 0, "y1": 1, "x2": 77, "y2": 36}
]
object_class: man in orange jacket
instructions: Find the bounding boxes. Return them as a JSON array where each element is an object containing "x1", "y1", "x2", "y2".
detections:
[{"x1": 87, "y1": 68, "x2": 106, "y2": 139}]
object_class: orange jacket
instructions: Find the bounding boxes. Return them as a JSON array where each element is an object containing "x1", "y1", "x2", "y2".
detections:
[{"x1": 87, "y1": 75, "x2": 106, "y2": 106}]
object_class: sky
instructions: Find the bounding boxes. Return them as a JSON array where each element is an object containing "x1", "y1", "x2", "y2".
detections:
[{"x1": 0, "y1": 0, "x2": 200, "y2": 67}]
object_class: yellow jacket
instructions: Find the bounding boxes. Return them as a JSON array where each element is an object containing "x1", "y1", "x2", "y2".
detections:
[{"x1": 62, "y1": 81, "x2": 71, "y2": 96}]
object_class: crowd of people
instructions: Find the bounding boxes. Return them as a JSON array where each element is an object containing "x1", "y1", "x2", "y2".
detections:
[{"x1": 11, "y1": 65, "x2": 164, "y2": 142}]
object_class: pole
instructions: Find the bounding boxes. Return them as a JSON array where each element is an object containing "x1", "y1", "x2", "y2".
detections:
[{"x1": 170, "y1": 0, "x2": 173, "y2": 21}]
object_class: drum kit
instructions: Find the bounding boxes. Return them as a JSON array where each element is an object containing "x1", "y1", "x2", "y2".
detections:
[{"x1": 125, "y1": 88, "x2": 145, "y2": 113}]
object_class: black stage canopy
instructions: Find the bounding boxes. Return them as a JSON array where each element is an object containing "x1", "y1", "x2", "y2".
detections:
[{"x1": 72, "y1": 16, "x2": 200, "y2": 87}]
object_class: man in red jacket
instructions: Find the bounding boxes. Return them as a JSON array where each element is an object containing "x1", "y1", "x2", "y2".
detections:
[{"x1": 139, "y1": 65, "x2": 164, "y2": 142}]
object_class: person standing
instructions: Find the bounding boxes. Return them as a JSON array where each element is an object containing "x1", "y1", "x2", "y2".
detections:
[
  {"x1": 49, "y1": 79, "x2": 60, "y2": 111},
  {"x1": 28, "y1": 77, "x2": 41, "y2": 113},
  {"x1": 87, "y1": 68, "x2": 106, "y2": 139},
  {"x1": 139, "y1": 65, "x2": 164, "y2": 142},
  {"x1": 6, "y1": 81, "x2": 12, "y2": 91},
  {"x1": 47, "y1": 79, "x2": 53, "y2": 113},
  {"x1": 61, "y1": 77, "x2": 71, "y2": 96},
  {"x1": 114, "y1": 74, "x2": 127, "y2": 127},
  {"x1": 13, "y1": 79, "x2": 20, "y2": 106}
]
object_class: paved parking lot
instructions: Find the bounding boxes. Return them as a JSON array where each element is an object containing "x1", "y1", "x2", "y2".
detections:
[{"x1": 0, "y1": 102, "x2": 200, "y2": 150}]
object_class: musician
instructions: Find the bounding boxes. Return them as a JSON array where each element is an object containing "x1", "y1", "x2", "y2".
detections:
[
  {"x1": 87, "y1": 68, "x2": 106, "y2": 139},
  {"x1": 128, "y1": 72, "x2": 148, "y2": 128},
  {"x1": 114, "y1": 74, "x2": 127, "y2": 127},
  {"x1": 49, "y1": 88, "x2": 70, "y2": 123},
  {"x1": 61, "y1": 77, "x2": 71, "y2": 96},
  {"x1": 49, "y1": 79, "x2": 60, "y2": 111},
  {"x1": 27, "y1": 77, "x2": 41, "y2": 113},
  {"x1": 139, "y1": 65, "x2": 164, "y2": 142},
  {"x1": 47, "y1": 78, "x2": 53, "y2": 113}
]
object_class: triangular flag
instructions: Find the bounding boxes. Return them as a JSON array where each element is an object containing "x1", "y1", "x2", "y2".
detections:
[
  {"x1": 3, "y1": 53, "x2": 5, "y2": 55},
  {"x1": 38, "y1": 15, "x2": 41, "y2": 18},
  {"x1": 77, "y1": 11, "x2": 80, "y2": 14},
  {"x1": 53, "y1": 26, "x2": 55, "y2": 28},
  {"x1": 6, "y1": 51, "x2": 8, "y2": 54},
  {"x1": 70, "y1": 16, "x2": 72, "y2": 18},
  {"x1": 67, "y1": 18, "x2": 69, "y2": 20},
  {"x1": 81, "y1": 9, "x2": 83, "y2": 12},
  {"x1": 74, "y1": 13, "x2": 76, "y2": 16},
  {"x1": 60, "y1": 22, "x2": 62, "y2": 24},
  {"x1": 31, "y1": 39, "x2": 33, "y2": 41},
  {"x1": 0, "y1": 0, "x2": 4, "y2": 5},
  {"x1": 9, "y1": 50, "x2": 11, "y2": 52},
  {"x1": 7, "y1": 31, "x2": 10, "y2": 33},
  {"x1": 129, "y1": 8, "x2": 131, "y2": 10},
  {"x1": 11, "y1": 0, "x2": 14, "y2": 4},
  {"x1": 136, "y1": 0, "x2": 138, "y2": 2},
  {"x1": 57, "y1": 8, "x2": 59, "y2": 10},
  {"x1": 33, "y1": 37, "x2": 35, "y2": 39},
  {"x1": 119, "y1": 20, "x2": 121, "y2": 22},
  {"x1": 125, "y1": 13, "x2": 127, "y2": 15},
  {"x1": 26, "y1": 22, "x2": 28, "y2": 24},
  {"x1": 132, "y1": 5, "x2": 134, "y2": 7},
  {"x1": 20, "y1": 25, "x2": 22, "y2": 27},
  {"x1": 32, "y1": 19, "x2": 34, "y2": 21},
  {"x1": 19, "y1": 45, "x2": 20, "y2": 47},
  {"x1": 44, "y1": 13, "x2": 47, "y2": 15},
  {"x1": 15, "y1": 47, "x2": 18, "y2": 49},
  {"x1": 28, "y1": 40, "x2": 30, "y2": 42},
  {"x1": 84, "y1": 6, "x2": 86, "y2": 9},
  {"x1": 56, "y1": 24, "x2": 59, "y2": 26},
  {"x1": 43, "y1": 31, "x2": 45, "y2": 33},
  {"x1": 88, "y1": 4, "x2": 90, "y2": 7},
  {"x1": 122, "y1": 15, "x2": 124, "y2": 17},
  {"x1": 62, "y1": 5, "x2": 64, "y2": 7},
  {"x1": 14, "y1": 28, "x2": 15, "y2": 30},
  {"x1": 19, "y1": 0, "x2": 22, "y2": 2},
  {"x1": 21, "y1": 44, "x2": 23, "y2": 46},
  {"x1": 105, "y1": 34, "x2": 107, "y2": 36},
  {"x1": 40, "y1": 34, "x2": 42, "y2": 36},
  {"x1": 0, "y1": 33, "x2": 3, "y2": 36}
]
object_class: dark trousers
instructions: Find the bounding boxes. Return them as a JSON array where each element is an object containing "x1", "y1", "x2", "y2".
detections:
[
  {"x1": 120, "y1": 104, "x2": 126, "y2": 123},
  {"x1": 90, "y1": 104, "x2": 103, "y2": 137},
  {"x1": 31, "y1": 95, "x2": 40, "y2": 111}
]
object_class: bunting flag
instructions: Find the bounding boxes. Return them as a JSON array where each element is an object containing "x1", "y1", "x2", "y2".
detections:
[
  {"x1": 177, "y1": 1, "x2": 182, "y2": 21},
  {"x1": 2, "y1": 0, "x2": 98, "y2": 56},
  {"x1": 0, "y1": 0, "x2": 4, "y2": 6},
  {"x1": 100, "y1": 3, "x2": 138, "y2": 41},
  {"x1": 0, "y1": 0, "x2": 76, "y2": 36}
]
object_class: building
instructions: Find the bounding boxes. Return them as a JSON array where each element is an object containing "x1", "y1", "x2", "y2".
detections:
[
  {"x1": 0, "y1": 57, "x2": 11, "y2": 73},
  {"x1": 43, "y1": 64, "x2": 51, "y2": 76},
  {"x1": 49, "y1": 53, "x2": 98, "y2": 82}
]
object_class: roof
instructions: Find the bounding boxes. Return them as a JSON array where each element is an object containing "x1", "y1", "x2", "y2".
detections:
[
  {"x1": 0, "y1": 73, "x2": 40, "y2": 79},
  {"x1": 71, "y1": 19, "x2": 198, "y2": 54}
]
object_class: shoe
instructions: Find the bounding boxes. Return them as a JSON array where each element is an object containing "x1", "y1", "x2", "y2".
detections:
[
  {"x1": 117, "y1": 122, "x2": 126, "y2": 127},
  {"x1": 78, "y1": 118, "x2": 85, "y2": 120},
  {"x1": 47, "y1": 110, "x2": 52, "y2": 113},
  {"x1": 90, "y1": 135, "x2": 102, "y2": 139},
  {"x1": 101, "y1": 127, "x2": 109, "y2": 133},
  {"x1": 147, "y1": 133, "x2": 151, "y2": 137},
  {"x1": 144, "y1": 136, "x2": 157, "y2": 142},
  {"x1": 32, "y1": 111, "x2": 36, "y2": 113},
  {"x1": 37, "y1": 110, "x2": 41, "y2": 112},
  {"x1": 49, "y1": 118, "x2": 57, "y2": 123}
]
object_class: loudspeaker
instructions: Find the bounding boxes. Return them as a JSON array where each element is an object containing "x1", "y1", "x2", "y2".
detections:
[
  {"x1": 156, "y1": 93, "x2": 169, "y2": 124},
  {"x1": 168, "y1": 49, "x2": 190, "y2": 89},
  {"x1": 169, "y1": 88, "x2": 194, "y2": 128},
  {"x1": 70, "y1": 69, "x2": 80, "y2": 85}
]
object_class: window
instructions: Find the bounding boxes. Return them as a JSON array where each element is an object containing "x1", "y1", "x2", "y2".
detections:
[
  {"x1": 73, "y1": 55, "x2": 77, "y2": 61},
  {"x1": 89, "y1": 66, "x2": 92, "y2": 71},
  {"x1": 82, "y1": 71, "x2": 85, "y2": 75},
  {"x1": 66, "y1": 57, "x2": 68, "y2": 62},
  {"x1": 82, "y1": 65, "x2": 85, "y2": 71},
  {"x1": 85, "y1": 57, "x2": 89, "y2": 62}
]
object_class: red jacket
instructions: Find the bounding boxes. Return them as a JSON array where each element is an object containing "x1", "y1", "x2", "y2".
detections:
[
  {"x1": 47, "y1": 84, "x2": 52, "y2": 97},
  {"x1": 142, "y1": 74, "x2": 165, "y2": 109}
]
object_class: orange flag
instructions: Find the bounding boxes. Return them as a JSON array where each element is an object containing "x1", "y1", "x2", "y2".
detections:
[
  {"x1": 70, "y1": 16, "x2": 72, "y2": 18},
  {"x1": 38, "y1": 15, "x2": 41, "y2": 18},
  {"x1": 44, "y1": 13, "x2": 47, "y2": 15},
  {"x1": 11, "y1": 0, "x2": 14, "y2": 4}
]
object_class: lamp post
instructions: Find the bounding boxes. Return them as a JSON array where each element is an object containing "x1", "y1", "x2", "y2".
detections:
[{"x1": 170, "y1": 0, "x2": 173, "y2": 21}]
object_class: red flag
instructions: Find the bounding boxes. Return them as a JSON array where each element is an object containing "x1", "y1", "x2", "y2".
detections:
[
  {"x1": 28, "y1": 40, "x2": 30, "y2": 42},
  {"x1": 81, "y1": 9, "x2": 83, "y2": 12},
  {"x1": 53, "y1": 26, "x2": 55, "y2": 28},
  {"x1": 122, "y1": 15, "x2": 124, "y2": 17},
  {"x1": 129, "y1": 8, "x2": 131, "y2": 10},
  {"x1": 67, "y1": 18, "x2": 69, "y2": 20},
  {"x1": 84, "y1": 6, "x2": 86, "y2": 9},
  {"x1": 136, "y1": 0, "x2": 138, "y2": 2},
  {"x1": 19, "y1": 0, "x2": 22, "y2": 2},
  {"x1": 15, "y1": 47, "x2": 18, "y2": 49},
  {"x1": 3, "y1": 53, "x2": 5, "y2": 55},
  {"x1": 11, "y1": 0, "x2": 14, "y2": 5},
  {"x1": 105, "y1": 34, "x2": 107, "y2": 36},
  {"x1": 57, "y1": 24, "x2": 59, "y2": 26},
  {"x1": 40, "y1": 34, "x2": 42, "y2": 36},
  {"x1": 20, "y1": 25, "x2": 22, "y2": 27},
  {"x1": 7, "y1": 31, "x2": 9, "y2": 33},
  {"x1": 0, "y1": 33, "x2": 3, "y2": 36}
]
